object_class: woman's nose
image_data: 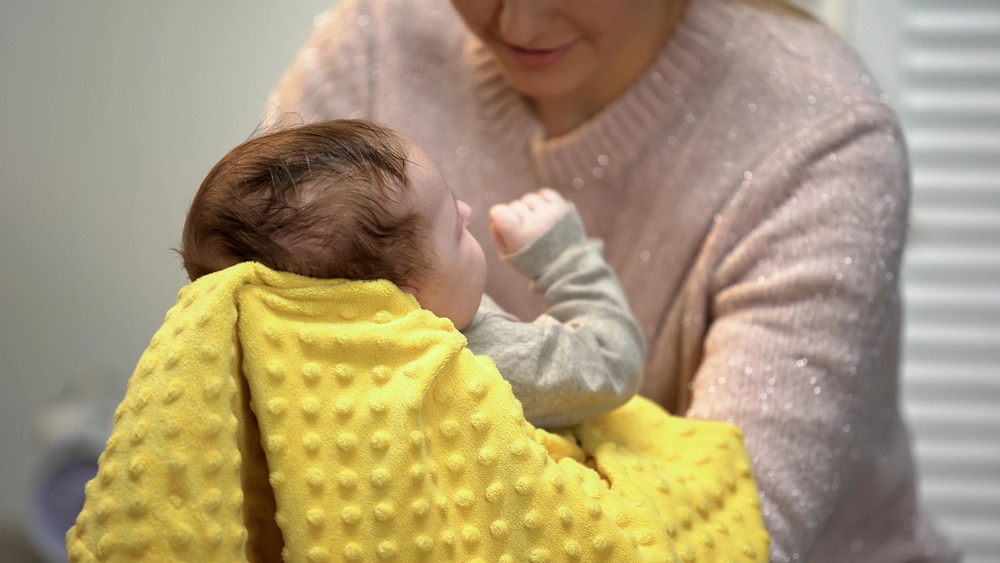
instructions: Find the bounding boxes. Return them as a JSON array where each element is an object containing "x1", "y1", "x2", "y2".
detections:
[{"x1": 497, "y1": 0, "x2": 552, "y2": 47}]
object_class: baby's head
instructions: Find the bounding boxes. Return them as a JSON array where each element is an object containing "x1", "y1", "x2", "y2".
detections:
[{"x1": 179, "y1": 119, "x2": 486, "y2": 329}]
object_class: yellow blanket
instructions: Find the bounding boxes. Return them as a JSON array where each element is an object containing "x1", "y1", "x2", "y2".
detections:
[{"x1": 67, "y1": 262, "x2": 768, "y2": 562}]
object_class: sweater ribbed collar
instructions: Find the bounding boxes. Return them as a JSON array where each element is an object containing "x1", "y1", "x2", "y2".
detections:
[{"x1": 466, "y1": 0, "x2": 734, "y2": 186}]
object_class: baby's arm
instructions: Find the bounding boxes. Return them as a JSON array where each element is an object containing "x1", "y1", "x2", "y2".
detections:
[{"x1": 463, "y1": 190, "x2": 645, "y2": 429}]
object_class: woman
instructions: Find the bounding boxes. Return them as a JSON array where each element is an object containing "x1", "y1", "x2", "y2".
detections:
[{"x1": 262, "y1": 0, "x2": 959, "y2": 560}]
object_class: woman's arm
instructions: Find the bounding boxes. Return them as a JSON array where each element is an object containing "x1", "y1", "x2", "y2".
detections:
[{"x1": 687, "y1": 104, "x2": 912, "y2": 560}]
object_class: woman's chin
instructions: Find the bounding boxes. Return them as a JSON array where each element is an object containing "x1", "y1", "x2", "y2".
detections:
[{"x1": 496, "y1": 67, "x2": 583, "y2": 104}]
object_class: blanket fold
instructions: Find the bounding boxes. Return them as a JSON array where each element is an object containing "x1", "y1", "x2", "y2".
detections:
[{"x1": 67, "y1": 262, "x2": 768, "y2": 562}]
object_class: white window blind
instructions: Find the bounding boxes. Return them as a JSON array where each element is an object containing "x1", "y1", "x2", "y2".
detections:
[{"x1": 852, "y1": 0, "x2": 1000, "y2": 561}]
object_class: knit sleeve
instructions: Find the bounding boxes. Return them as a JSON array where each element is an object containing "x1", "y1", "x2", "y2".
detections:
[
  {"x1": 463, "y1": 208, "x2": 645, "y2": 429},
  {"x1": 686, "y1": 103, "x2": 913, "y2": 561},
  {"x1": 260, "y1": 0, "x2": 374, "y2": 127}
]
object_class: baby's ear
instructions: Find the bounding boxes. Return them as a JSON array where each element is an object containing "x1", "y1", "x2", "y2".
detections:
[{"x1": 398, "y1": 285, "x2": 417, "y2": 296}]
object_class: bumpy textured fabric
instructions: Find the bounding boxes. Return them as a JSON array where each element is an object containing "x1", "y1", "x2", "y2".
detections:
[
  {"x1": 261, "y1": 0, "x2": 960, "y2": 560},
  {"x1": 66, "y1": 262, "x2": 768, "y2": 562}
]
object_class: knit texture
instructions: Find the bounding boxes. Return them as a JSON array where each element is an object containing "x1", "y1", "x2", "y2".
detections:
[
  {"x1": 67, "y1": 262, "x2": 767, "y2": 562},
  {"x1": 262, "y1": 0, "x2": 960, "y2": 560}
]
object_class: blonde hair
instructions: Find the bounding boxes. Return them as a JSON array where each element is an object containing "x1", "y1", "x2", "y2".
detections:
[{"x1": 739, "y1": 0, "x2": 814, "y2": 19}]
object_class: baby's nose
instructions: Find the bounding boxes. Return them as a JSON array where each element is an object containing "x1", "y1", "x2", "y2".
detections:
[{"x1": 458, "y1": 200, "x2": 473, "y2": 226}]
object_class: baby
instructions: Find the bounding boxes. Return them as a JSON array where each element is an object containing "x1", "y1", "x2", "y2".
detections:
[{"x1": 180, "y1": 119, "x2": 643, "y2": 428}]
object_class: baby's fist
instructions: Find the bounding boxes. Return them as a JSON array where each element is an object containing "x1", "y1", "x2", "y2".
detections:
[{"x1": 489, "y1": 188, "x2": 570, "y2": 255}]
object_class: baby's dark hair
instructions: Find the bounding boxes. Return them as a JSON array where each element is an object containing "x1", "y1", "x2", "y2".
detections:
[{"x1": 179, "y1": 119, "x2": 430, "y2": 284}]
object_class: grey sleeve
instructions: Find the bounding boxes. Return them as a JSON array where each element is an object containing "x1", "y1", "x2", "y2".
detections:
[{"x1": 463, "y1": 207, "x2": 645, "y2": 429}]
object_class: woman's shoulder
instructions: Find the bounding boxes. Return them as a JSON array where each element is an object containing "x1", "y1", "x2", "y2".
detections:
[
  {"x1": 676, "y1": 0, "x2": 904, "y2": 169},
  {"x1": 317, "y1": 0, "x2": 468, "y2": 60},
  {"x1": 722, "y1": 0, "x2": 892, "y2": 116}
]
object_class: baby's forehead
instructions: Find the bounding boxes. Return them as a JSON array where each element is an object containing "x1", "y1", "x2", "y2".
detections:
[
  {"x1": 400, "y1": 146, "x2": 454, "y2": 207},
  {"x1": 407, "y1": 183, "x2": 456, "y2": 222}
]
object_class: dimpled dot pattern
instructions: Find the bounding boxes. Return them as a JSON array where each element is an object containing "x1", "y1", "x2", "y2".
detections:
[{"x1": 67, "y1": 262, "x2": 768, "y2": 561}]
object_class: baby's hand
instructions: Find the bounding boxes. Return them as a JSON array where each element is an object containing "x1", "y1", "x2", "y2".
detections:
[{"x1": 489, "y1": 188, "x2": 570, "y2": 255}]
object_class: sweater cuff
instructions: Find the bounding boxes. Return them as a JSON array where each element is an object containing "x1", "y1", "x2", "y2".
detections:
[{"x1": 503, "y1": 205, "x2": 587, "y2": 280}]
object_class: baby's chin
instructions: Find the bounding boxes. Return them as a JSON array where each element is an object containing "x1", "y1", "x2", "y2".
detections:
[
  {"x1": 452, "y1": 315, "x2": 475, "y2": 332},
  {"x1": 450, "y1": 305, "x2": 480, "y2": 332}
]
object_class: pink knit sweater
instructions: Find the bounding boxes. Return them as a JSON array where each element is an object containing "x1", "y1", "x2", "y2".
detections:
[{"x1": 263, "y1": 0, "x2": 959, "y2": 560}]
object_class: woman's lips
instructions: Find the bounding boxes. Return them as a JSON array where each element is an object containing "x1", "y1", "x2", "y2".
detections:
[{"x1": 503, "y1": 41, "x2": 575, "y2": 69}]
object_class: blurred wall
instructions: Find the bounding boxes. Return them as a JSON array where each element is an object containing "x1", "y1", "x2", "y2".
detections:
[{"x1": 0, "y1": 0, "x2": 332, "y2": 530}]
